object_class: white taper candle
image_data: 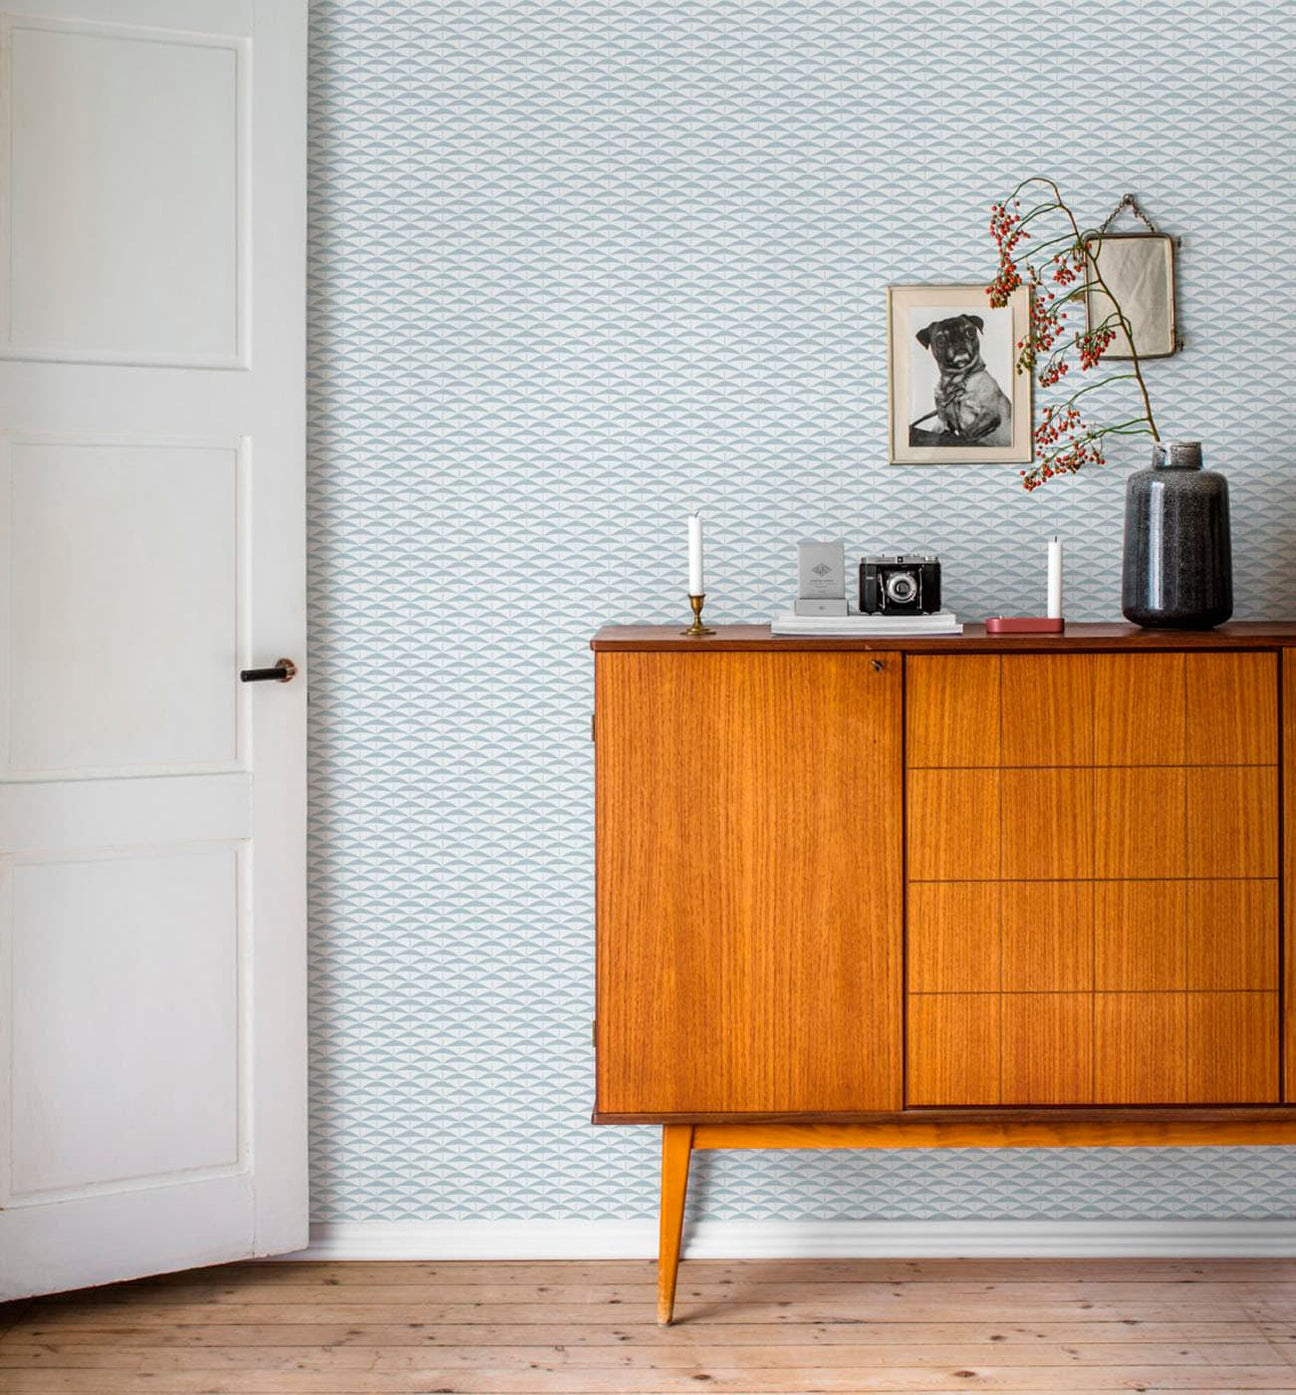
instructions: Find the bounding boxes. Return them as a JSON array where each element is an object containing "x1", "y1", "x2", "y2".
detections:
[
  {"x1": 1047, "y1": 535, "x2": 1063, "y2": 619},
  {"x1": 688, "y1": 509, "x2": 704, "y2": 595}
]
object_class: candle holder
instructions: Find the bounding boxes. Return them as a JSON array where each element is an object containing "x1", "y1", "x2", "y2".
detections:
[{"x1": 681, "y1": 593, "x2": 715, "y2": 637}]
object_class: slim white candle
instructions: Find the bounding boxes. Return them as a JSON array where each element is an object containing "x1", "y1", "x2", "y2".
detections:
[
  {"x1": 688, "y1": 509, "x2": 704, "y2": 595},
  {"x1": 1047, "y1": 535, "x2": 1063, "y2": 619}
]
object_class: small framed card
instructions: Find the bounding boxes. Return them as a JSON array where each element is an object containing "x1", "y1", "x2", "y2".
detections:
[
  {"x1": 796, "y1": 539, "x2": 847, "y2": 616},
  {"x1": 797, "y1": 539, "x2": 845, "y2": 599}
]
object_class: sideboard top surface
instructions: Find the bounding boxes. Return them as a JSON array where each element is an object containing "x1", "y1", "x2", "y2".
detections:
[{"x1": 591, "y1": 621, "x2": 1296, "y2": 653}]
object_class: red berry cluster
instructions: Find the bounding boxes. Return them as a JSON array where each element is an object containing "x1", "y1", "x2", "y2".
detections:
[
  {"x1": 1021, "y1": 436, "x2": 1106, "y2": 491},
  {"x1": 1033, "y1": 403, "x2": 1083, "y2": 447},
  {"x1": 1022, "y1": 403, "x2": 1104, "y2": 490},
  {"x1": 1050, "y1": 251, "x2": 1078, "y2": 286},
  {"x1": 1077, "y1": 323, "x2": 1117, "y2": 369},
  {"x1": 988, "y1": 200, "x2": 1026, "y2": 307}
]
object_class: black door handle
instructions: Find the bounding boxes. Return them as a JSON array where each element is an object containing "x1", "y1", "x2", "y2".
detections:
[{"x1": 240, "y1": 658, "x2": 298, "y2": 683}]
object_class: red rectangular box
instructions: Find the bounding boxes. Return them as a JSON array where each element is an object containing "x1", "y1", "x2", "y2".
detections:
[{"x1": 985, "y1": 616, "x2": 1066, "y2": 635}]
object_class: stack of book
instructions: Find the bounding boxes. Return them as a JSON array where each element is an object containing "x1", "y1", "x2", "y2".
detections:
[{"x1": 770, "y1": 609, "x2": 963, "y2": 637}]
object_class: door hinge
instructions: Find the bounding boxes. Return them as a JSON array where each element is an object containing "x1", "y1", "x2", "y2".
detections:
[
  {"x1": 591, "y1": 1019, "x2": 597, "y2": 1046},
  {"x1": 590, "y1": 713, "x2": 596, "y2": 742}
]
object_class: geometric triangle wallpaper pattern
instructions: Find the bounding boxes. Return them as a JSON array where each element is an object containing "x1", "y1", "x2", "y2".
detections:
[{"x1": 306, "y1": 0, "x2": 1296, "y2": 1220}]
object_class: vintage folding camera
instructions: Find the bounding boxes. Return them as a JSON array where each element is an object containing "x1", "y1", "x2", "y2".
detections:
[{"x1": 859, "y1": 553, "x2": 942, "y2": 615}]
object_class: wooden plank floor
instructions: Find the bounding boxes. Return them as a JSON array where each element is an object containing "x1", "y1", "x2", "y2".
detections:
[{"x1": 4, "y1": 1258, "x2": 1296, "y2": 1392}]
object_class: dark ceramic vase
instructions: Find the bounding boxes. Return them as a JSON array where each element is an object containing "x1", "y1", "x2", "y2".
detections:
[{"x1": 1121, "y1": 440, "x2": 1233, "y2": 629}]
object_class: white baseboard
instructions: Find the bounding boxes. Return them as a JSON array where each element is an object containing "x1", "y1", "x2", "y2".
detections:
[{"x1": 279, "y1": 1218, "x2": 1296, "y2": 1262}]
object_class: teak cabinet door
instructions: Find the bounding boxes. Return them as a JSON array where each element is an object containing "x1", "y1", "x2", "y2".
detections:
[{"x1": 595, "y1": 652, "x2": 903, "y2": 1116}]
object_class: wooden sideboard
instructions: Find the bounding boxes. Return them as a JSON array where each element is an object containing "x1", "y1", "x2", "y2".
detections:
[{"x1": 591, "y1": 622, "x2": 1296, "y2": 1323}]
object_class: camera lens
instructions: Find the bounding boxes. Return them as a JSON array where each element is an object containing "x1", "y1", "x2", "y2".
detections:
[{"x1": 885, "y1": 571, "x2": 918, "y2": 604}]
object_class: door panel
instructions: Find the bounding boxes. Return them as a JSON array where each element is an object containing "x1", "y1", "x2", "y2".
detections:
[
  {"x1": 596, "y1": 651, "x2": 903, "y2": 1115},
  {"x1": 3, "y1": 437, "x2": 241, "y2": 773},
  {"x1": 8, "y1": 848, "x2": 241, "y2": 1196},
  {"x1": 1, "y1": 14, "x2": 244, "y2": 365}
]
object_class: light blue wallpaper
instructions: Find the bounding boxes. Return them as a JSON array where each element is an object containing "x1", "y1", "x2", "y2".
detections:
[{"x1": 306, "y1": 0, "x2": 1296, "y2": 1222}]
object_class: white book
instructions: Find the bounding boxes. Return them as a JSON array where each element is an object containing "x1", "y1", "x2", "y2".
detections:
[{"x1": 770, "y1": 608, "x2": 963, "y2": 637}]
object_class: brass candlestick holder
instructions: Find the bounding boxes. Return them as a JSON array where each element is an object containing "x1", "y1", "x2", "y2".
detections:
[{"x1": 681, "y1": 593, "x2": 715, "y2": 636}]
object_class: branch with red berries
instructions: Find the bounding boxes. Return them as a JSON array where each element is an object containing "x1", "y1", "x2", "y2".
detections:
[{"x1": 990, "y1": 178, "x2": 1160, "y2": 491}]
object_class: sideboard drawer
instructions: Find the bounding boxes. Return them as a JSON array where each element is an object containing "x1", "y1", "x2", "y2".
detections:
[
  {"x1": 908, "y1": 989, "x2": 1279, "y2": 1106},
  {"x1": 907, "y1": 652, "x2": 1279, "y2": 768},
  {"x1": 906, "y1": 766, "x2": 1279, "y2": 882},
  {"x1": 910, "y1": 880, "x2": 1280, "y2": 998}
]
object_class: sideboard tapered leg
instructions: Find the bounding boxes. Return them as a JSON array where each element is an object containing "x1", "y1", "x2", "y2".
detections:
[{"x1": 657, "y1": 1124, "x2": 694, "y2": 1325}]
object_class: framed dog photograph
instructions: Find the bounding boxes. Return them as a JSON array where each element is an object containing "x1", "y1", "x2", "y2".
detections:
[{"x1": 887, "y1": 283, "x2": 1032, "y2": 465}]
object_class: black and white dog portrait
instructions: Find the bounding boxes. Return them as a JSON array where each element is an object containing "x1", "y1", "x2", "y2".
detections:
[
  {"x1": 887, "y1": 285, "x2": 1031, "y2": 465},
  {"x1": 910, "y1": 313, "x2": 1012, "y2": 447}
]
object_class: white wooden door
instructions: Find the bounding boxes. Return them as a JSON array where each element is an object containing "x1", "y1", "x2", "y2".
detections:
[{"x1": 0, "y1": 0, "x2": 307, "y2": 1298}]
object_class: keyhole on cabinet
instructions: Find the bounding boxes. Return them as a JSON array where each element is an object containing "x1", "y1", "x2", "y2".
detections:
[{"x1": 872, "y1": 659, "x2": 885, "y2": 672}]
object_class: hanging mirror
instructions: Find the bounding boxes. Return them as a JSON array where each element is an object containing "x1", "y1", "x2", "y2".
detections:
[{"x1": 1084, "y1": 194, "x2": 1181, "y2": 360}]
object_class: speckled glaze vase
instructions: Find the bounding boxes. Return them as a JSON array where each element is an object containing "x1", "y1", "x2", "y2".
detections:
[{"x1": 1121, "y1": 440, "x2": 1233, "y2": 629}]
